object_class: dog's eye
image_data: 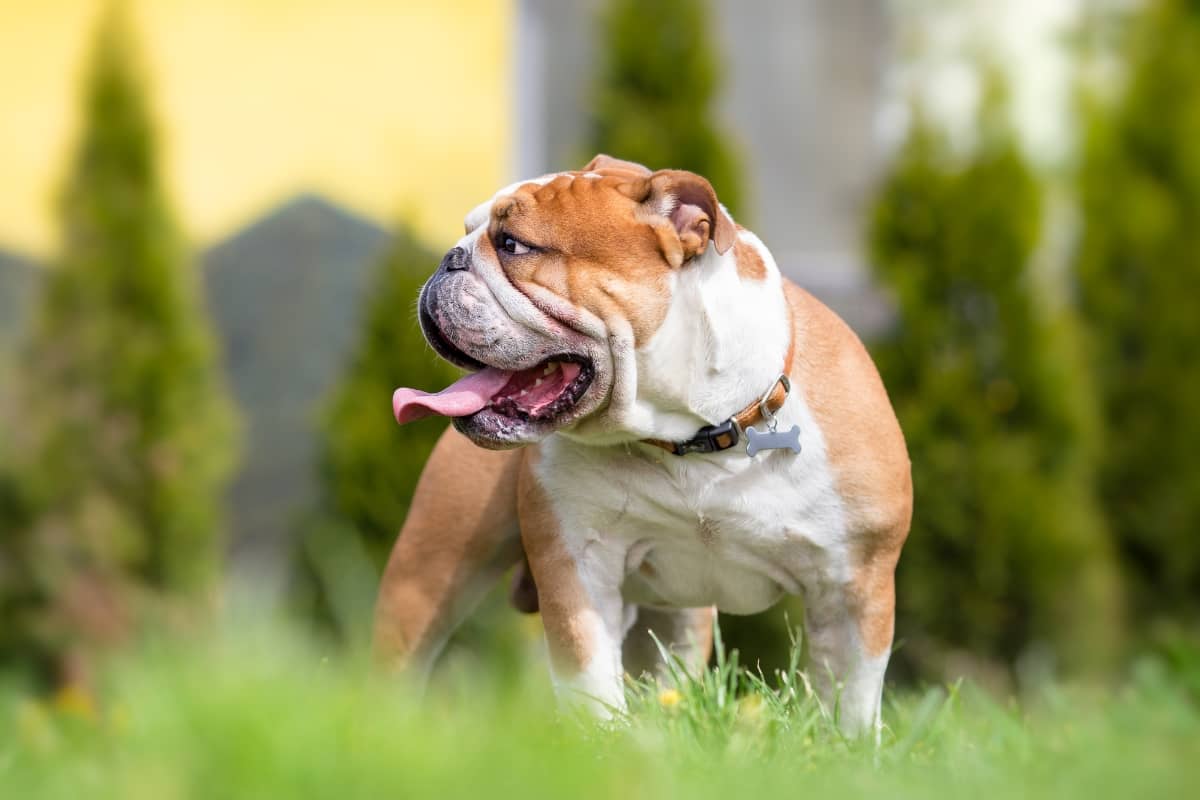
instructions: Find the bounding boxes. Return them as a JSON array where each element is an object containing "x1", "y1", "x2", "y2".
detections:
[{"x1": 501, "y1": 235, "x2": 531, "y2": 255}]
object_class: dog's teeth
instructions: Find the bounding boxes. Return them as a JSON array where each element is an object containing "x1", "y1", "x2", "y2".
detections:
[
  {"x1": 542, "y1": 363, "x2": 556, "y2": 376},
  {"x1": 518, "y1": 389, "x2": 528, "y2": 397},
  {"x1": 534, "y1": 378, "x2": 544, "y2": 387}
]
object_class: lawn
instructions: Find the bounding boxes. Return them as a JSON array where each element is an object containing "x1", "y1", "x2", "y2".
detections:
[{"x1": 2, "y1": 620, "x2": 1197, "y2": 799}]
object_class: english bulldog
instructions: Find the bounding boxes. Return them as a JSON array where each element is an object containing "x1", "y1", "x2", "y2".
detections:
[{"x1": 374, "y1": 155, "x2": 911, "y2": 737}]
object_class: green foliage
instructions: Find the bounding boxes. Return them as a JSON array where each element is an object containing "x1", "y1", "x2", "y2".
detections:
[
  {"x1": 868, "y1": 94, "x2": 1123, "y2": 679},
  {"x1": 589, "y1": 0, "x2": 745, "y2": 216},
  {"x1": 1075, "y1": 0, "x2": 1200, "y2": 626},
  {"x1": 0, "y1": 4, "x2": 236, "y2": 680},
  {"x1": 289, "y1": 231, "x2": 460, "y2": 642},
  {"x1": 1, "y1": 621, "x2": 1198, "y2": 797}
]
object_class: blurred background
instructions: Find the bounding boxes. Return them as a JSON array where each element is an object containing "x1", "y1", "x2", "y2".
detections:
[{"x1": 0, "y1": 0, "x2": 1197, "y2": 695}]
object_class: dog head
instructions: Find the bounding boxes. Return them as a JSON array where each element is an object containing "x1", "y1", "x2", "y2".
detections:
[{"x1": 393, "y1": 154, "x2": 783, "y2": 449}]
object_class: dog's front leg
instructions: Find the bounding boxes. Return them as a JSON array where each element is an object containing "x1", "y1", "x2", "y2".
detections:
[{"x1": 518, "y1": 462, "x2": 627, "y2": 717}]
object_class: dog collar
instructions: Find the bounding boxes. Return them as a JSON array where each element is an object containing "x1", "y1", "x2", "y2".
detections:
[
  {"x1": 641, "y1": 313, "x2": 797, "y2": 457},
  {"x1": 641, "y1": 375, "x2": 792, "y2": 456}
]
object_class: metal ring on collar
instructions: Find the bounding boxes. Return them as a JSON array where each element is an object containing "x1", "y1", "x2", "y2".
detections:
[{"x1": 758, "y1": 373, "x2": 791, "y2": 423}]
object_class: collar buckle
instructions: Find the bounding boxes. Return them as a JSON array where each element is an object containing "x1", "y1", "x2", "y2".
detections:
[{"x1": 670, "y1": 418, "x2": 741, "y2": 456}]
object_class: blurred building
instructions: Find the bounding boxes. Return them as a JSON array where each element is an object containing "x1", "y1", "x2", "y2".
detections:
[
  {"x1": 202, "y1": 197, "x2": 390, "y2": 577},
  {"x1": 514, "y1": 0, "x2": 894, "y2": 335}
]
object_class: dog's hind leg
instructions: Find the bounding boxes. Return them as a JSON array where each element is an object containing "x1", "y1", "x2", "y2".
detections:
[
  {"x1": 801, "y1": 564, "x2": 897, "y2": 741},
  {"x1": 372, "y1": 426, "x2": 524, "y2": 681},
  {"x1": 621, "y1": 606, "x2": 714, "y2": 680}
]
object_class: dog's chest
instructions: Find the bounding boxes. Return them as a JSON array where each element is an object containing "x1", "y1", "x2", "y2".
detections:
[{"x1": 536, "y1": 430, "x2": 851, "y2": 615}]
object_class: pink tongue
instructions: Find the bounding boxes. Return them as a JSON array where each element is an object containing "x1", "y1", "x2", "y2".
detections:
[{"x1": 392, "y1": 367, "x2": 515, "y2": 424}]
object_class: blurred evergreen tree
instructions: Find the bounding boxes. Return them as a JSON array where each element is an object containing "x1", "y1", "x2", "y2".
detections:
[
  {"x1": 1076, "y1": 0, "x2": 1200, "y2": 628},
  {"x1": 868, "y1": 90, "x2": 1123, "y2": 680},
  {"x1": 589, "y1": 0, "x2": 744, "y2": 217},
  {"x1": 0, "y1": 4, "x2": 236, "y2": 684},
  {"x1": 289, "y1": 231, "x2": 460, "y2": 645}
]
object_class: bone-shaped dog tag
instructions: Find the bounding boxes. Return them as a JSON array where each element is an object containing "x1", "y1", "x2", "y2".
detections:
[{"x1": 745, "y1": 425, "x2": 801, "y2": 457}]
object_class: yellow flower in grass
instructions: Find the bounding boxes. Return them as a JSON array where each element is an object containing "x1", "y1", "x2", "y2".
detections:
[
  {"x1": 737, "y1": 692, "x2": 765, "y2": 721},
  {"x1": 658, "y1": 688, "x2": 683, "y2": 709},
  {"x1": 52, "y1": 684, "x2": 98, "y2": 723}
]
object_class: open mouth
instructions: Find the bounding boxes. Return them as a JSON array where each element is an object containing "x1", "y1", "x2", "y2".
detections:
[
  {"x1": 398, "y1": 289, "x2": 597, "y2": 435},
  {"x1": 485, "y1": 356, "x2": 594, "y2": 421},
  {"x1": 392, "y1": 354, "x2": 595, "y2": 426}
]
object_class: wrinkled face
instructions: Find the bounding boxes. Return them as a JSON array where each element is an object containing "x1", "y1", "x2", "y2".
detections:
[{"x1": 413, "y1": 156, "x2": 736, "y2": 448}]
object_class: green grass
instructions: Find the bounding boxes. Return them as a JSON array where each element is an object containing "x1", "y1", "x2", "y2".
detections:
[{"x1": 2, "y1": 620, "x2": 1198, "y2": 799}]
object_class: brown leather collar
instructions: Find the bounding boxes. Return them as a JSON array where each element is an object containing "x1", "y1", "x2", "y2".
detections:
[{"x1": 642, "y1": 314, "x2": 796, "y2": 456}]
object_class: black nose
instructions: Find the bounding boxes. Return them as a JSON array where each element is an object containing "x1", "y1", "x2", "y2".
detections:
[{"x1": 440, "y1": 246, "x2": 469, "y2": 272}]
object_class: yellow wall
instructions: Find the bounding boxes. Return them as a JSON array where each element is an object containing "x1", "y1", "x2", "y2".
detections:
[{"x1": 0, "y1": 0, "x2": 512, "y2": 256}]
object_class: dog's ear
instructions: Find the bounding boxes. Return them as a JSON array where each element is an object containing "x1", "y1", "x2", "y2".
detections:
[
  {"x1": 582, "y1": 153, "x2": 652, "y2": 176},
  {"x1": 644, "y1": 169, "x2": 737, "y2": 266}
]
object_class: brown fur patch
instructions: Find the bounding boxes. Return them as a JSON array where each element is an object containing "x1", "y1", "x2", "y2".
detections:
[
  {"x1": 489, "y1": 172, "x2": 678, "y2": 345},
  {"x1": 783, "y1": 281, "x2": 912, "y2": 657},
  {"x1": 734, "y1": 238, "x2": 767, "y2": 281},
  {"x1": 849, "y1": 546, "x2": 899, "y2": 658},
  {"x1": 483, "y1": 168, "x2": 747, "y2": 345}
]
